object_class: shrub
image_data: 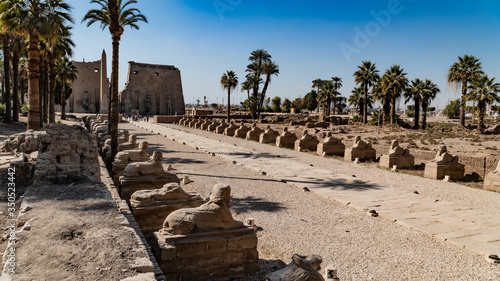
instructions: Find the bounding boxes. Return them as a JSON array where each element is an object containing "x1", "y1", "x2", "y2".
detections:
[{"x1": 349, "y1": 115, "x2": 363, "y2": 124}]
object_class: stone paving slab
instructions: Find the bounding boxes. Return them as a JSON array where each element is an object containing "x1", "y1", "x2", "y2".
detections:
[{"x1": 131, "y1": 121, "x2": 500, "y2": 259}]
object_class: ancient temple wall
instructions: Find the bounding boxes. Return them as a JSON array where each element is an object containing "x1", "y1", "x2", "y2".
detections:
[
  {"x1": 119, "y1": 62, "x2": 185, "y2": 116},
  {"x1": 67, "y1": 51, "x2": 109, "y2": 114}
]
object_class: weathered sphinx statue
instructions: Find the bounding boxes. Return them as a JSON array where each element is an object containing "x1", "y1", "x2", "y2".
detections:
[
  {"x1": 424, "y1": 145, "x2": 464, "y2": 180},
  {"x1": 379, "y1": 140, "x2": 414, "y2": 169},
  {"x1": 266, "y1": 254, "x2": 325, "y2": 281},
  {"x1": 344, "y1": 135, "x2": 376, "y2": 162},
  {"x1": 317, "y1": 132, "x2": 345, "y2": 157},
  {"x1": 161, "y1": 183, "x2": 243, "y2": 235}
]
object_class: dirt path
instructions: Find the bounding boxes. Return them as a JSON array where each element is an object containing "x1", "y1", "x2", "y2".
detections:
[{"x1": 121, "y1": 122, "x2": 500, "y2": 281}]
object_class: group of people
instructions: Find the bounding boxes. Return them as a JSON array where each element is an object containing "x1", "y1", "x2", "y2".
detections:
[{"x1": 121, "y1": 113, "x2": 150, "y2": 122}]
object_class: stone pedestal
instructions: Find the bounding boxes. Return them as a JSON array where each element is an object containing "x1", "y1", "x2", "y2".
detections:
[
  {"x1": 200, "y1": 121, "x2": 211, "y2": 130},
  {"x1": 152, "y1": 227, "x2": 259, "y2": 281},
  {"x1": 317, "y1": 142, "x2": 345, "y2": 156},
  {"x1": 276, "y1": 130, "x2": 297, "y2": 149},
  {"x1": 119, "y1": 174, "x2": 180, "y2": 200},
  {"x1": 484, "y1": 173, "x2": 500, "y2": 192},
  {"x1": 424, "y1": 162, "x2": 465, "y2": 180},
  {"x1": 379, "y1": 154, "x2": 415, "y2": 169},
  {"x1": 344, "y1": 148, "x2": 376, "y2": 162},
  {"x1": 194, "y1": 120, "x2": 204, "y2": 129},
  {"x1": 130, "y1": 184, "x2": 204, "y2": 238},
  {"x1": 234, "y1": 125, "x2": 250, "y2": 138}
]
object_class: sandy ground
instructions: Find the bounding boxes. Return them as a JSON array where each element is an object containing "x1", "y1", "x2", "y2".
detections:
[{"x1": 121, "y1": 122, "x2": 500, "y2": 281}]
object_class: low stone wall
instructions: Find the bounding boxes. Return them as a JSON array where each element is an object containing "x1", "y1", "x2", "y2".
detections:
[{"x1": 153, "y1": 115, "x2": 183, "y2": 123}]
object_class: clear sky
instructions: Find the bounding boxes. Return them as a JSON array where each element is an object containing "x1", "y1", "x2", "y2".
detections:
[{"x1": 70, "y1": 0, "x2": 500, "y2": 110}]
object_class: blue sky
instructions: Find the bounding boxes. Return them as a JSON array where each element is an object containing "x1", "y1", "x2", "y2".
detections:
[{"x1": 70, "y1": 0, "x2": 500, "y2": 109}]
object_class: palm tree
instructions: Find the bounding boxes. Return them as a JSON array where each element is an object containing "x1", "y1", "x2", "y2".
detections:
[
  {"x1": 0, "y1": 0, "x2": 74, "y2": 130},
  {"x1": 10, "y1": 34, "x2": 24, "y2": 123},
  {"x1": 383, "y1": 65, "x2": 408, "y2": 125},
  {"x1": 372, "y1": 79, "x2": 390, "y2": 124},
  {"x1": 46, "y1": 25, "x2": 74, "y2": 123},
  {"x1": 331, "y1": 77, "x2": 342, "y2": 115},
  {"x1": 258, "y1": 60, "x2": 279, "y2": 118},
  {"x1": 404, "y1": 78, "x2": 425, "y2": 129},
  {"x1": 447, "y1": 54, "x2": 483, "y2": 127},
  {"x1": 83, "y1": 0, "x2": 147, "y2": 162},
  {"x1": 467, "y1": 75, "x2": 500, "y2": 132},
  {"x1": 420, "y1": 79, "x2": 440, "y2": 129},
  {"x1": 220, "y1": 70, "x2": 238, "y2": 122},
  {"x1": 312, "y1": 78, "x2": 323, "y2": 97},
  {"x1": 1, "y1": 33, "x2": 12, "y2": 123},
  {"x1": 318, "y1": 81, "x2": 334, "y2": 116},
  {"x1": 348, "y1": 86, "x2": 367, "y2": 115},
  {"x1": 246, "y1": 49, "x2": 271, "y2": 118},
  {"x1": 56, "y1": 56, "x2": 77, "y2": 120},
  {"x1": 354, "y1": 61, "x2": 379, "y2": 123}
]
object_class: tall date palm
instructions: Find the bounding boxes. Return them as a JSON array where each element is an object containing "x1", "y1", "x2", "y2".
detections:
[
  {"x1": 383, "y1": 65, "x2": 408, "y2": 125},
  {"x1": 354, "y1": 61, "x2": 379, "y2": 124},
  {"x1": 220, "y1": 70, "x2": 238, "y2": 122},
  {"x1": 467, "y1": 75, "x2": 500, "y2": 132},
  {"x1": 83, "y1": 0, "x2": 147, "y2": 163},
  {"x1": 447, "y1": 54, "x2": 483, "y2": 127},
  {"x1": 0, "y1": 0, "x2": 74, "y2": 130}
]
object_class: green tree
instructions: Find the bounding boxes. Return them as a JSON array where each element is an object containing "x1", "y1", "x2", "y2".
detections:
[
  {"x1": 348, "y1": 86, "x2": 372, "y2": 115},
  {"x1": 311, "y1": 79, "x2": 323, "y2": 96},
  {"x1": 466, "y1": 75, "x2": 500, "y2": 132},
  {"x1": 354, "y1": 61, "x2": 379, "y2": 123},
  {"x1": 444, "y1": 99, "x2": 460, "y2": 119},
  {"x1": 220, "y1": 70, "x2": 238, "y2": 122},
  {"x1": 282, "y1": 98, "x2": 291, "y2": 113},
  {"x1": 258, "y1": 60, "x2": 279, "y2": 118},
  {"x1": 1, "y1": 33, "x2": 12, "y2": 123},
  {"x1": 0, "y1": 0, "x2": 74, "y2": 130},
  {"x1": 447, "y1": 54, "x2": 483, "y2": 127},
  {"x1": 83, "y1": 0, "x2": 147, "y2": 162},
  {"x1": 271, "y1": 96, "x2": 281, "y2": 112},
  {"x1": 305, "y1": 90, "x2": 317, "y2": 111},
  {"x1": 420, "y1": 79, "x2": 439, "y2": 129},
  {"x1": 246, "y1": 49, "x2": 271, "y2": 118},
  {"x1": 382, "y1": 65, "x2": 408, "y2": 125},
  {"x1": 404, "y1": 78, "x2": 425, "y2": 129},
  {"x1": 317, "y1": 81, "x2": 333, "y2": 116},
  {"x1": 331, "y1": 77, "x2": 342, "y2": 115},
  {"x1": 292, "y1": 97, "x2": 305, "y2": 111},
  {"x1": 372, "y1": 78, "x2": 390, "y2": 124}
]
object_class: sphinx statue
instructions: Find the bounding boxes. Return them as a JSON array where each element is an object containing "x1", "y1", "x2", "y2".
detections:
[
  {"x1": 484, "y1": 160, "x2": 500, "y2": 192},
  {"x1": 117, "y1": 134, "x2": 138, "y2": 152},
  {"x1": 344, "y1": 135, "x2": 376, "y2": 162},
  {"x1": 266, "y1": 254, "x2": 325, "y2": 281},
  {"x1": 123, "y1": 151, "x2": 165, "y2": 177},
  {"x1": 260, "y1": 125, "x2": 279, "y2": 144},
  {"x1": 276, "y1": 127, "x2": 298, "y2": 149},
  {"x1": 294, "y1": 130, "x2": 319, "y2": 152},
  {"x1": 317, "y1": 132, "x2": 344, "y2": 156},
  {"x1": 246, "y1": 123, "x2": 263, "y2": 141},
  {"x1": 430, "y1": 145, "x2": 459, "y2": 164},
  {"x1": 424, "y1": 145, "x2": 464, "y2": 180},
  {"x1": 115, "y1": 141, "x2": 149, "y2": 164},
  {"x1": 380, "y1": 140, "x2": 414, "y2": 169},
  {"x1": 162, "y1": 184, "x2": 244, "y2": 235}
]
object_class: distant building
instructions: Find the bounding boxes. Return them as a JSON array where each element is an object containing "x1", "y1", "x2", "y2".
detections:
[
  {"x1": 119, "y1": 62, "x2": 185, "y2": 116},
  {"x1": 67, "y1": 53, "x2": 185, "y2": 116},
  {"x1": 67, "y1": 50, "x2": 109, "y2": 114}
]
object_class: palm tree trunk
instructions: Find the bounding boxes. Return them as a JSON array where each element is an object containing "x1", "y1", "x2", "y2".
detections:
[
  {"x1": 383, "y1": 99, "x2": 390, "y2": 124},
  {"x1": 414, "y1": 97, "x2": 420, "y2": 129},
  {"x1": 12, "y1": 51, "x2": 20, "y2": 122},
  {"x1": 2, "y1": 37, "x2": 12, "y2": 123},
  {"x1": 39, "y1": 53, "x2": 44, "y2": 125},
  {"x1": 459, "y1": 80, "x2": 467, "y2": 127},
  {"x1": 227, "y1": 88, "x2": 231, "y2": 122},
  {"x1": 61, "y1": 82, "x2": 66, "y2": 120},
  {"x1": 48, "y1": 52, "x2": 56, "y2": 123},
  {"x1": 421, "y1": 101, "x2": 428, "y2": 129},
  {"x1": 108, "y1": 0, "x2": 121, "y2": 166},
  {"x1": 363, "y1": 84, "x2": 368, "y2": 124},
  {"x1": 326, "y1": 91, "x2": 331, "y2": 116},
  {"x1": 258, "y1": 76, "x2": 271, "y2": 119},
  {"x1": 391, "y1": 88, "x2": 397, "y2": 125},
  {"x1": 43, "y1": 57, "x2": 49, "y2": 123},
  {"x1": 478, "y1": 101, "x2": 485, "y2": 133}
]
